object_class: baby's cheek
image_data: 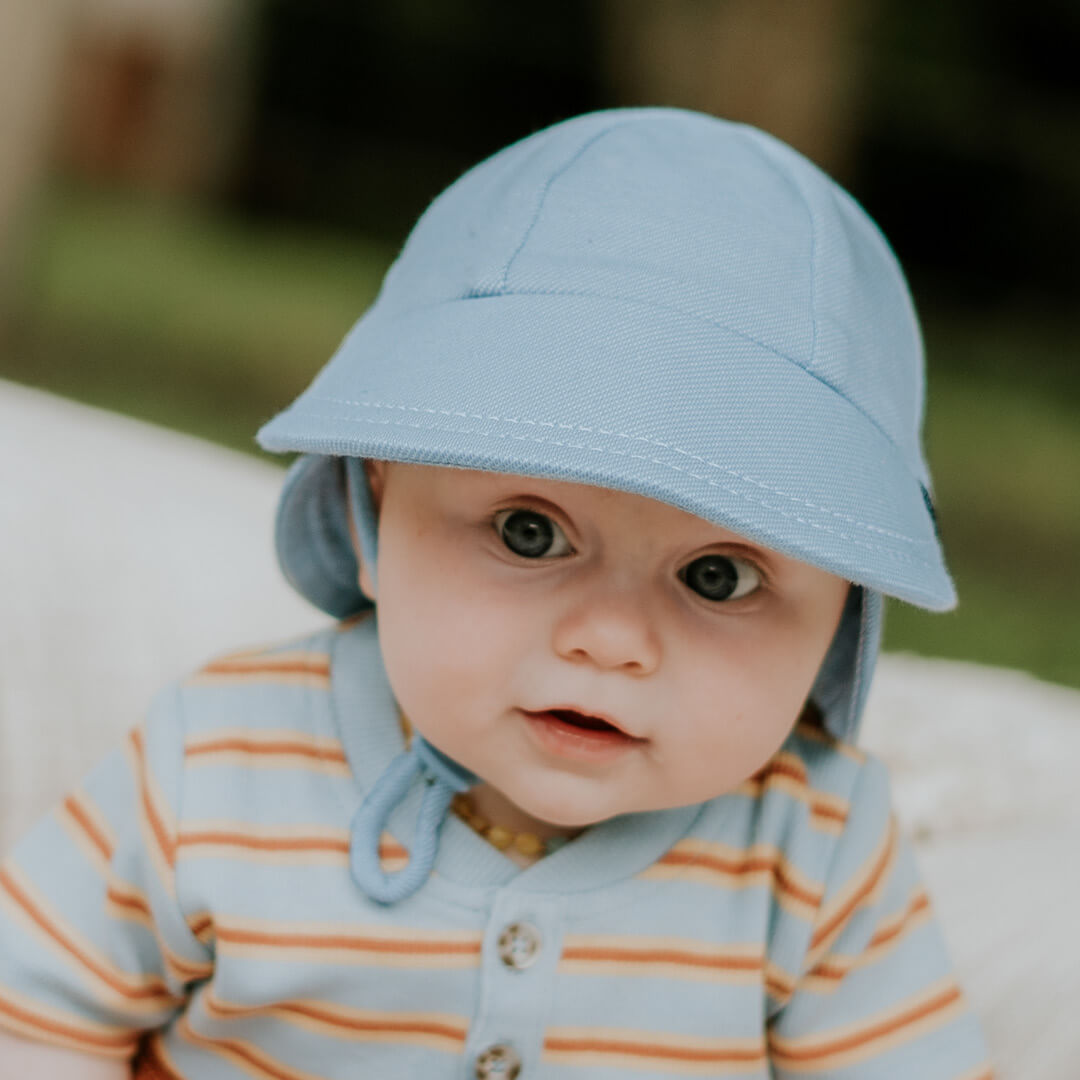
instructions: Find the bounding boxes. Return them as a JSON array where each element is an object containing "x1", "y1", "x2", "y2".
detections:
[
  {"x1": 383, "y1": 596, "x2": 501, "y2": 714},
  {"x1": 677, "y1": 672, "x2": 801, "y2": 785}
]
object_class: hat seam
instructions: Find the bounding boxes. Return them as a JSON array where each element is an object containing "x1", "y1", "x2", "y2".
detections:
[
  {"x1": 277, "y1": 408, "x2": 944, "y2": 582},
  {"x1": 297, "y1": 394, "x2": 935, "y2": 549},
  {"x1": 730, "y1": 125, "x2": 821, "y2": 384},
  {"x1": 491, "y1": 119, "x2": 637, "y2": 295}
]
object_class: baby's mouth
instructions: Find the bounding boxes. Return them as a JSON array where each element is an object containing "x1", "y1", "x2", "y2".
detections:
[
  {"x1": 524, "y1": 707, "x2": 643, "y2": 740},
  {"x1": 519, "y1": 707, "x2": 646, "y2": 762},
  {"x1": 548, "y1": 709, "x2": 617, "y2": 732}
]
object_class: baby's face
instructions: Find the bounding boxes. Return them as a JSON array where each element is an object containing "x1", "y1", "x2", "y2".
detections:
[{"x1": 361, "y1": 462, "x2": 849, "y2": 834}]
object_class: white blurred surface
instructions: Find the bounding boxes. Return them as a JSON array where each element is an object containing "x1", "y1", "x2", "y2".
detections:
[
  {"x1": 0, "y1": 379, "x2": 320, "y2": 848},
  {"x1": 1, "y1": 378, "x2": 1075, "y2": 1077}
]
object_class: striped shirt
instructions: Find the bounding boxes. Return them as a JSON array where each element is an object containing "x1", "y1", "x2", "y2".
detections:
[{"x1": 0, "y1": 614, "x2": 993, "y2": 1078}]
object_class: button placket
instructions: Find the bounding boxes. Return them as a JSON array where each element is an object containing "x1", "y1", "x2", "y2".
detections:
[{"x1": 465, "y1": 891, "x2": 564, "y2": 1080}]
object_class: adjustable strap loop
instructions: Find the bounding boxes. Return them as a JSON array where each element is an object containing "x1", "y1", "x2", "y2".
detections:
[{"x1": 349, "y1": 735, "x2": 477, "y2": 904}]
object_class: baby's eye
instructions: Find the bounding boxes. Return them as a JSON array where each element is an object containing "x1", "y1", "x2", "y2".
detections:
[
  {"x1": 680, "y1": 553, "x2": 761, "y2": 602},
  {"x1": 494, "y1": 509, "x2": 573, "y2": 559}
]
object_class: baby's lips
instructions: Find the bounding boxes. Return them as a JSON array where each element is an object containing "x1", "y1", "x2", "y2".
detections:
[{"x1": 526, "y1": 706, "x2": 645, "y2": 740}]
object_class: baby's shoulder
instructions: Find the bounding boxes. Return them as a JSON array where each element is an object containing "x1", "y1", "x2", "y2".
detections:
[{"x1": 170, "y1": 613, "x2": 374, "y2": 740}]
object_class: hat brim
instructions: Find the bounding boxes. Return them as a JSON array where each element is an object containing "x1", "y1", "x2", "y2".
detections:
[{"x1": 259, "y1": 292, "x2": 955, "y2": 611}]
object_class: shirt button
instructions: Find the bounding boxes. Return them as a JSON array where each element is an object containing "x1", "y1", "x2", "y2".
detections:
[
  {"x1": 474, "y1": 1042, "x2": 522, "y2": 1079},
  {"x1": 497, "y1": 921, "x2": 542, "y2": 970}
]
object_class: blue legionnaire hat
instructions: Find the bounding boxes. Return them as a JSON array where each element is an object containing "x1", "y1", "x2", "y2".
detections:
[{"x1": 257, "y1": 107, "x2": 952, "y2": 903}]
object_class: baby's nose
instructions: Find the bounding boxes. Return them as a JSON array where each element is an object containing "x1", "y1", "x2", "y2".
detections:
[{"x1": 550, "y1": 587, "x2": 661, "y2": 675}]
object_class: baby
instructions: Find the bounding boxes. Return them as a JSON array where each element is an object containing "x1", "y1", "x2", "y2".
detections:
[{"x1": 0, "y1": 108, "x2": 993, "y2": 1078}]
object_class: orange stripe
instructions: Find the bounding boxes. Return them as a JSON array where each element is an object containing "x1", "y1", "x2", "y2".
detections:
[
  {"x1": 807, "y1": 889, "x2": 933, "y2": 984},
  {"x1": 203, "y1": 992, "x2": 469, "y2": 1044},
  {"x1": 544, "y1": 1033, "x2": 765, "y2": 1065},
  {"x1": 188, "y1": 912, "x2": 214, "y2": 940},
  {"x1": 765, "y1": 960, "x2": 797, "y2": 1000},
  {"x1": 794, "y1": 721, "x2": 866, "y2": 763},
  {"x1": 178, "y1": 1014, "x2": 325, "y2": 1080},
  {"x1": 177, "y1": 831, "x2": 349, "y2": 854},
  {"x1": 101, "y1": 883, "x2": 212, "y2": 984},
  {"x1": 754, "y1": 757, "x2": 807, "y2": 786},
  {"x1": 175, "y1": 827, "x2": 404, "y2": 866},
  {"x1": 810, "y1": 802, "x2": 848, "y2": 825},
  {"x1": 282, "y1": 1002, "x2": 464, "y2": 1041},
  {"x1": 0, "y1": 867, "x2": 175, "y2": 1006},
  {"x1": 657, "y1": 850, "x2": 820, "y2": 905},
  {"x1": 106, "y1": 883, "x2": 153, "y2": 921},
  {"x1": 130, "y1": 729, "x2": 176, "y2": 869},
  {"x1": 870, "y1": 891, "x2": 930, "y2": 950},
  {"x1": 380, "y1": 837, "x2": 408, "y2": 859},
  {"x1": 62, "y1": 794, "x2": 113, "y2": 862},
  {"x1": 650, "y1": 842, "x2": 824, "y2": 916},
  {"x1": 770, "y1": 982, "x2": 963, "y2": 1062},
  {"x1": 186, "y1": 738, "x2": 347, "y2": 764},
  {"x1": 811, "y1": 819, "x2": 897, "y2": 950},
  {"x1": 0, "y1": 989, "x2": 136, "y2": 1056},
  {"x1": 199, "y1": 660, "x2": 330, "y2": 678},
  {"x1": 216, "y1": 925, "x2": 481, "y2": 958},
  {"x1": 743, "y1": 754, "x2": 850, "y2": 831},
  {"x1": 561, "y1": 944, "x2": 761, "y2": 973},
  {"x1": 772, "y1": 863, "x2": 822, "y2": 909}
]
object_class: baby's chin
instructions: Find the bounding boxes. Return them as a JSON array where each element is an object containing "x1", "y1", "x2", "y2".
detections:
[
  {"x1": 505, "y1": 786, "x2": 667, "y2": 834},
  {"x1": 469, "y1": 782, "x2": 609, "y2": 839}
]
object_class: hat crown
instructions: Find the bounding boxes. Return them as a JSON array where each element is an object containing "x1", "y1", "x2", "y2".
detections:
[{"x1": 369, "y1": 108, "x2": 926, "y2": 482}]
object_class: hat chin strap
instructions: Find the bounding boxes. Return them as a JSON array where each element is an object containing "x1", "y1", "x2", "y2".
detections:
[
  {"x1": 809, "y1": 586, "x2": 883, "y2": 743},
  {"x1": 349, "y1": 733, "x2": 478, "y2": 904}
]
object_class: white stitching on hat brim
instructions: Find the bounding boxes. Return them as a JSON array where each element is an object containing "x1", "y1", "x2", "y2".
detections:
[
  {"x1": 304, "y1": 395, "x2": 935, "y2": 549},
  {"x1": 269, "y1": 410, "x2": 952, "y2": 608}
]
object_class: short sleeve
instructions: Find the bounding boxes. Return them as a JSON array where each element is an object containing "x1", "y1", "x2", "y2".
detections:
[
  {"x1": 0, "y1": 685, "x2": 211, "y2": 1060},
  {"x1": 767, "y1": 754, "x2": 995, "y2": 1079}
]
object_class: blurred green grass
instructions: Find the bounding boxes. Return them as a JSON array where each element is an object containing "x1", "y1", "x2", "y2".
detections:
[
  {"x1": 8, "y1": 185, "x2": 395, "y2": 451},
  {"x1": 4, "y1": 184, "x2": 1079, "y2": 687}
]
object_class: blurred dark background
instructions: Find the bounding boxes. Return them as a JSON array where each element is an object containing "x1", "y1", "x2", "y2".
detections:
[{"x1": 1, "y1": 0, "x2": 1078, "y2": 684}]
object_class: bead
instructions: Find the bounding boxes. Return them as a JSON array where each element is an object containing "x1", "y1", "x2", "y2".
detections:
[
  {"x1": 486, "y1": 825, "x2": 513, "y2": 850},
  {"x1": 449, "y1": 788, "x2": 552, "y2": 858},
  {"x1": 513, "y1": 833, "x2": 544, "y2": 856}
]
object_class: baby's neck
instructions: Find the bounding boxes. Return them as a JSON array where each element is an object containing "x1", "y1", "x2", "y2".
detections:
[{"x1": 467, "y1": 783, "x2": 586, "y2": 847}]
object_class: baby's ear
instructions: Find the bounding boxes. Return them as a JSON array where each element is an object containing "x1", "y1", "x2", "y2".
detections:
[{"x1": 364, "y1": 459, "x2": 387, "y2": 511}]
